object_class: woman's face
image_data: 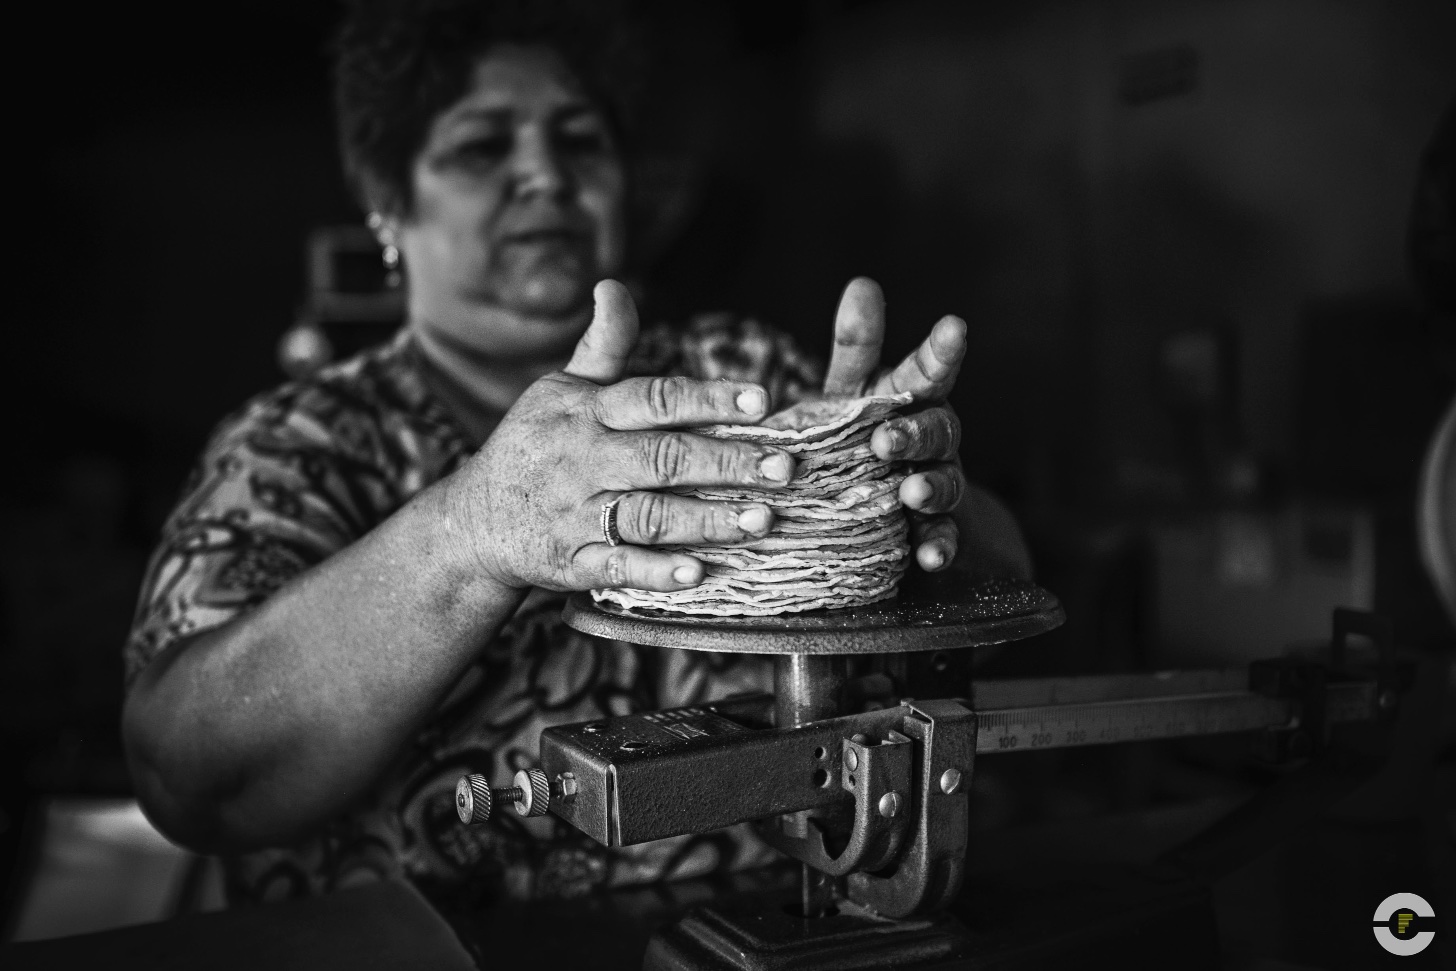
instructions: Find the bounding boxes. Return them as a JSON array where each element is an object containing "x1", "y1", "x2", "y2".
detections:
[{"x1": 396, "y1": 44, "x2": 628, "y2": 360}]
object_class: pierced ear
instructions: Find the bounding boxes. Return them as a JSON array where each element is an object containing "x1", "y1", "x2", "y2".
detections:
[{"x1": 357, "y1": 170, "x2": 407, "y2": 231}]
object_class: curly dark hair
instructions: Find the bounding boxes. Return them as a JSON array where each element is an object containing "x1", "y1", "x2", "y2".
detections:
[{"x1": 332, "y1": 0, "x2": 647, "y2": 214}]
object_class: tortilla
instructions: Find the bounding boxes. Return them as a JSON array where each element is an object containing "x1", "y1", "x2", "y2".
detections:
[
  {"x1": 699, "y1": 392, "x2": 911, "y2": 442},
  {"x1": 680, "y1": 474, "x2": 903, "y2": 512},
  {"x1": 593, "y1": 391, "x2": 915, "y2": 616}
]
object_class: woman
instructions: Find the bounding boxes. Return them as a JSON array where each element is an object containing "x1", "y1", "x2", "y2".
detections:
[{"x1": 122, "y1": 0, "x2": 1027, "y2": 907}]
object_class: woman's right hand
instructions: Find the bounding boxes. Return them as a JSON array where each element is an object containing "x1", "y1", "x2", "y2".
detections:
[{"x1": 447, "y1": 280, "x2": 797, "y2": 594}]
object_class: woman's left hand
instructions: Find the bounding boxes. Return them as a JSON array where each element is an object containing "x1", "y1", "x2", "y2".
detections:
[{"x1": 819, "y1": 277, "x2": 967, "y2": 572}]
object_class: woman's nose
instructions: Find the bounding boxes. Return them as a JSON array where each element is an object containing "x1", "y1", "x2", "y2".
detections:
[{"x1": 510, "y1": 127, "x2": 568, "y2": 198}]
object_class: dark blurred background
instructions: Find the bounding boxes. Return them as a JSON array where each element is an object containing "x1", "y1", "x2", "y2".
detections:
[{"x1": 2, "y1": 0, "x2": 1453, "y2": 961}]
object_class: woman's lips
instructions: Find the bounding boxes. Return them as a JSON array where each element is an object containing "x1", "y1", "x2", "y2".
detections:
[{"x1": 505, "y1": 229, "x2": 582, "y2": 243}]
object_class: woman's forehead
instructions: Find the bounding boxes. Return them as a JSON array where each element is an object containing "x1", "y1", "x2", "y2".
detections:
[{"x1": 445, "y1": 44, "x2": 595, "y2": 122}]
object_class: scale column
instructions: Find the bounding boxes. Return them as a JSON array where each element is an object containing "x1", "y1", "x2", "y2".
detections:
[
  {"x1": 774, "y1": 653, "x2": 848, "y2": 729},
  {"x1": 774, "y1": 653, "x2": 847, "y2": 919}
]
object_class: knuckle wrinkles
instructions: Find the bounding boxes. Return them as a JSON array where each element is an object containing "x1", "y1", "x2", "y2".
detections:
[
  {"x1": 648, "y1": 433, "x2": 691, "y2": 482},
  {"x1": 719, "y1": 445, "x2": 746, "y2": 481},
  {"x1": 633, "y1": 492, "x2": 668, "y2": 543},
  {"x1": 647, "y1": 377, "x2": 680, "y2": 422}
]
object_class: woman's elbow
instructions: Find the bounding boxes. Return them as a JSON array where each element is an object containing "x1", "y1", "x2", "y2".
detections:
[{"x1": 122, "y1": 679, "x2": 236, "y2": 853}]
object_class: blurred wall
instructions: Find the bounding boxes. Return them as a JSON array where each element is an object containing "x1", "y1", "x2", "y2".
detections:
[
  {"x1": 13, "y1": 6, "x2": 355, "y2": 482},
  {"x1": 660, "y1": 0, "x2": 1455, "y2": 508}
]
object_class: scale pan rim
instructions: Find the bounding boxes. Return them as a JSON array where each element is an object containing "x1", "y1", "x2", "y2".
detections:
[{"x1": 562, "y1": 572, "x2": 1063, "y2": 655}]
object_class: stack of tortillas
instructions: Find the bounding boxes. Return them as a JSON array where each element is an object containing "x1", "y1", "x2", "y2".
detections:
[{"x1": 593, "y1": 391, "x2": 914, "y2": 616}]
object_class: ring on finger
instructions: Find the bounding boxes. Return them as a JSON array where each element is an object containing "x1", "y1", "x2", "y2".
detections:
[{"x1": 601, "y1": 496, "x2": 625, "y2": 547}]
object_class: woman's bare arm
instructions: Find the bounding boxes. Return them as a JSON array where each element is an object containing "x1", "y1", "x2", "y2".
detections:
[
  {"x1": 123, "y1": 481, "x2": 520, "y2": 851},
  {"x1": 122, "y1": 282, "x2": 795, "y2": 852}
]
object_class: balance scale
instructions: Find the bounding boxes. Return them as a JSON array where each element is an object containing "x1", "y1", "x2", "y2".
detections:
[{"x1": 456, "y1": 568, "x2": 1399, "y2": 970}]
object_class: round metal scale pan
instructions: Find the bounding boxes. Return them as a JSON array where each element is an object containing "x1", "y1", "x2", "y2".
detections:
[{"x1": 563, "y1": 569, "x2": 1063, "y2": 655}]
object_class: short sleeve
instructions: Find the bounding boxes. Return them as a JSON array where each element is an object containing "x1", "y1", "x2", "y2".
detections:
[{"x1": 124, "y1": 385, "x2": 403, "y2": 687}]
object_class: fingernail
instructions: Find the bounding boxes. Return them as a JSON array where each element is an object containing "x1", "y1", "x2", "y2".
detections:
[
  {"x1": 736, "y1": 388, "x2": 766, "y2": 415},
  {"x1": 758, "y1": 452, "x2": 792, "y2": 483},
  {"x1": 673, "y1": 563, "x2": 701, "y2": 584},
  {"x1": 924, "y1": 546, "x2": 946, "y2": 570},
  {"x1": 886, "y1": 428, "x2": 905, "y2": 454},
  {"x1": 737, "y1": 505, "x2": 771, "y2": 534},
  {"x1": 911, "y1": 475, "x2": 934, "y2": 506}
]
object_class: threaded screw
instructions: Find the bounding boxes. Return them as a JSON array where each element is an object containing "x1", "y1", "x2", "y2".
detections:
[{"x1": 456, "y1": 768, "x2": 549, "y2": 824}]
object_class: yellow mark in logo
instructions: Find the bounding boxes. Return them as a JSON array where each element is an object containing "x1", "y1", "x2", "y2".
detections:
[{"x1": 1375, "y1": 894, "x2": 1435, "y2": 956}]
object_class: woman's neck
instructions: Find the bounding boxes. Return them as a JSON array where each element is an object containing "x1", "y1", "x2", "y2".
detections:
[{"x1": 409, "y1": 322, "x2": 570, "y2": 446}]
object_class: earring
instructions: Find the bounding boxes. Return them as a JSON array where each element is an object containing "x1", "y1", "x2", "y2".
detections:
[
  {"x1": 382, "y1": 242, "x2": 402, "y2": 289},
  {"x1": 367, "y1": 212, "x2": 402, "y2": 289}
]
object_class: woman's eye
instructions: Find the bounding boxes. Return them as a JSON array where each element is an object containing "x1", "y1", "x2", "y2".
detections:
[
  {"x1": 556, "y1": 129, "x2": 609, "y2": 155},
  {"x1": 453, "y1": 136, "x2": 511, "y2": 162}
]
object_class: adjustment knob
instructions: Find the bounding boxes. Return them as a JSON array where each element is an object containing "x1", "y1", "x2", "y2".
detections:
[
  {"x1": 456, "y1": 774, "x2": 494, "y2": 824},
  {"x1": 514, "y1": 768, "x2": 550, "y2": 818}
]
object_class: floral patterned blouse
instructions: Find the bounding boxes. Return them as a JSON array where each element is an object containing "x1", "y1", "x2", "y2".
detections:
[{"x1": 125, "y1": 316, "x2": 822, "y2": 907}]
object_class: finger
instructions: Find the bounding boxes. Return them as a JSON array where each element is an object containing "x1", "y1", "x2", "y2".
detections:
[
  {"x1": 823, "y1": 277, "x2": 886, "y2": 396},
  {"x1": 594, "y1": 377, "x2": 769, "y2": 431},
  {"x1": 607, "y1": 493, "x2": 775, "y2": 545},
  {"x1": 911, "y1": 514, "x2": 959, "y2": 572},
  {"x1": 871, "y1": 406, "x2": 961, "y2": 462},
  {"x1": 571, "y1": 544, "x2": 707, "y2": 592},
  {"x1": 871, "y1": 314, "x2": 966, "y2": 402},
  {"x1": 899, "y1": 464, "x2": 965, "y2": 515},
  {"x1": 609, "y1": 432, "x2": 795, "y2": 490},
  {"x1": 565, "y1": 279, "x2": 639, "y2": 384}
]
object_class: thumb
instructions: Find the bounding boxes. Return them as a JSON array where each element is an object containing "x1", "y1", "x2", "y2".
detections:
[{"x1": 565, "y1": 279, "x2": 639, "y2": 384}]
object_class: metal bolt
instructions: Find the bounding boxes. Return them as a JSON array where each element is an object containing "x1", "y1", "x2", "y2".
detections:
[
  {"x1": 845, "y1": 747, "x2": 860, "y2": 771},
  {"x1": 456, "y1": 768, "x2": 551, "y2": 823},
  {"x1": 554, "y1": 772, "x2": 578, "y2": 804},
  {"x1": 940, "y1": 768, "x2": 962, "y2": 795},
  {"x1": 878, "y1": 791, "x2": 901, "y2": 818}
]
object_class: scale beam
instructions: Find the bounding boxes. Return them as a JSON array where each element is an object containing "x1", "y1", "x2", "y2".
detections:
[{"x1": 973, "y1": 681, "x2": 1377, "y2": 754}]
